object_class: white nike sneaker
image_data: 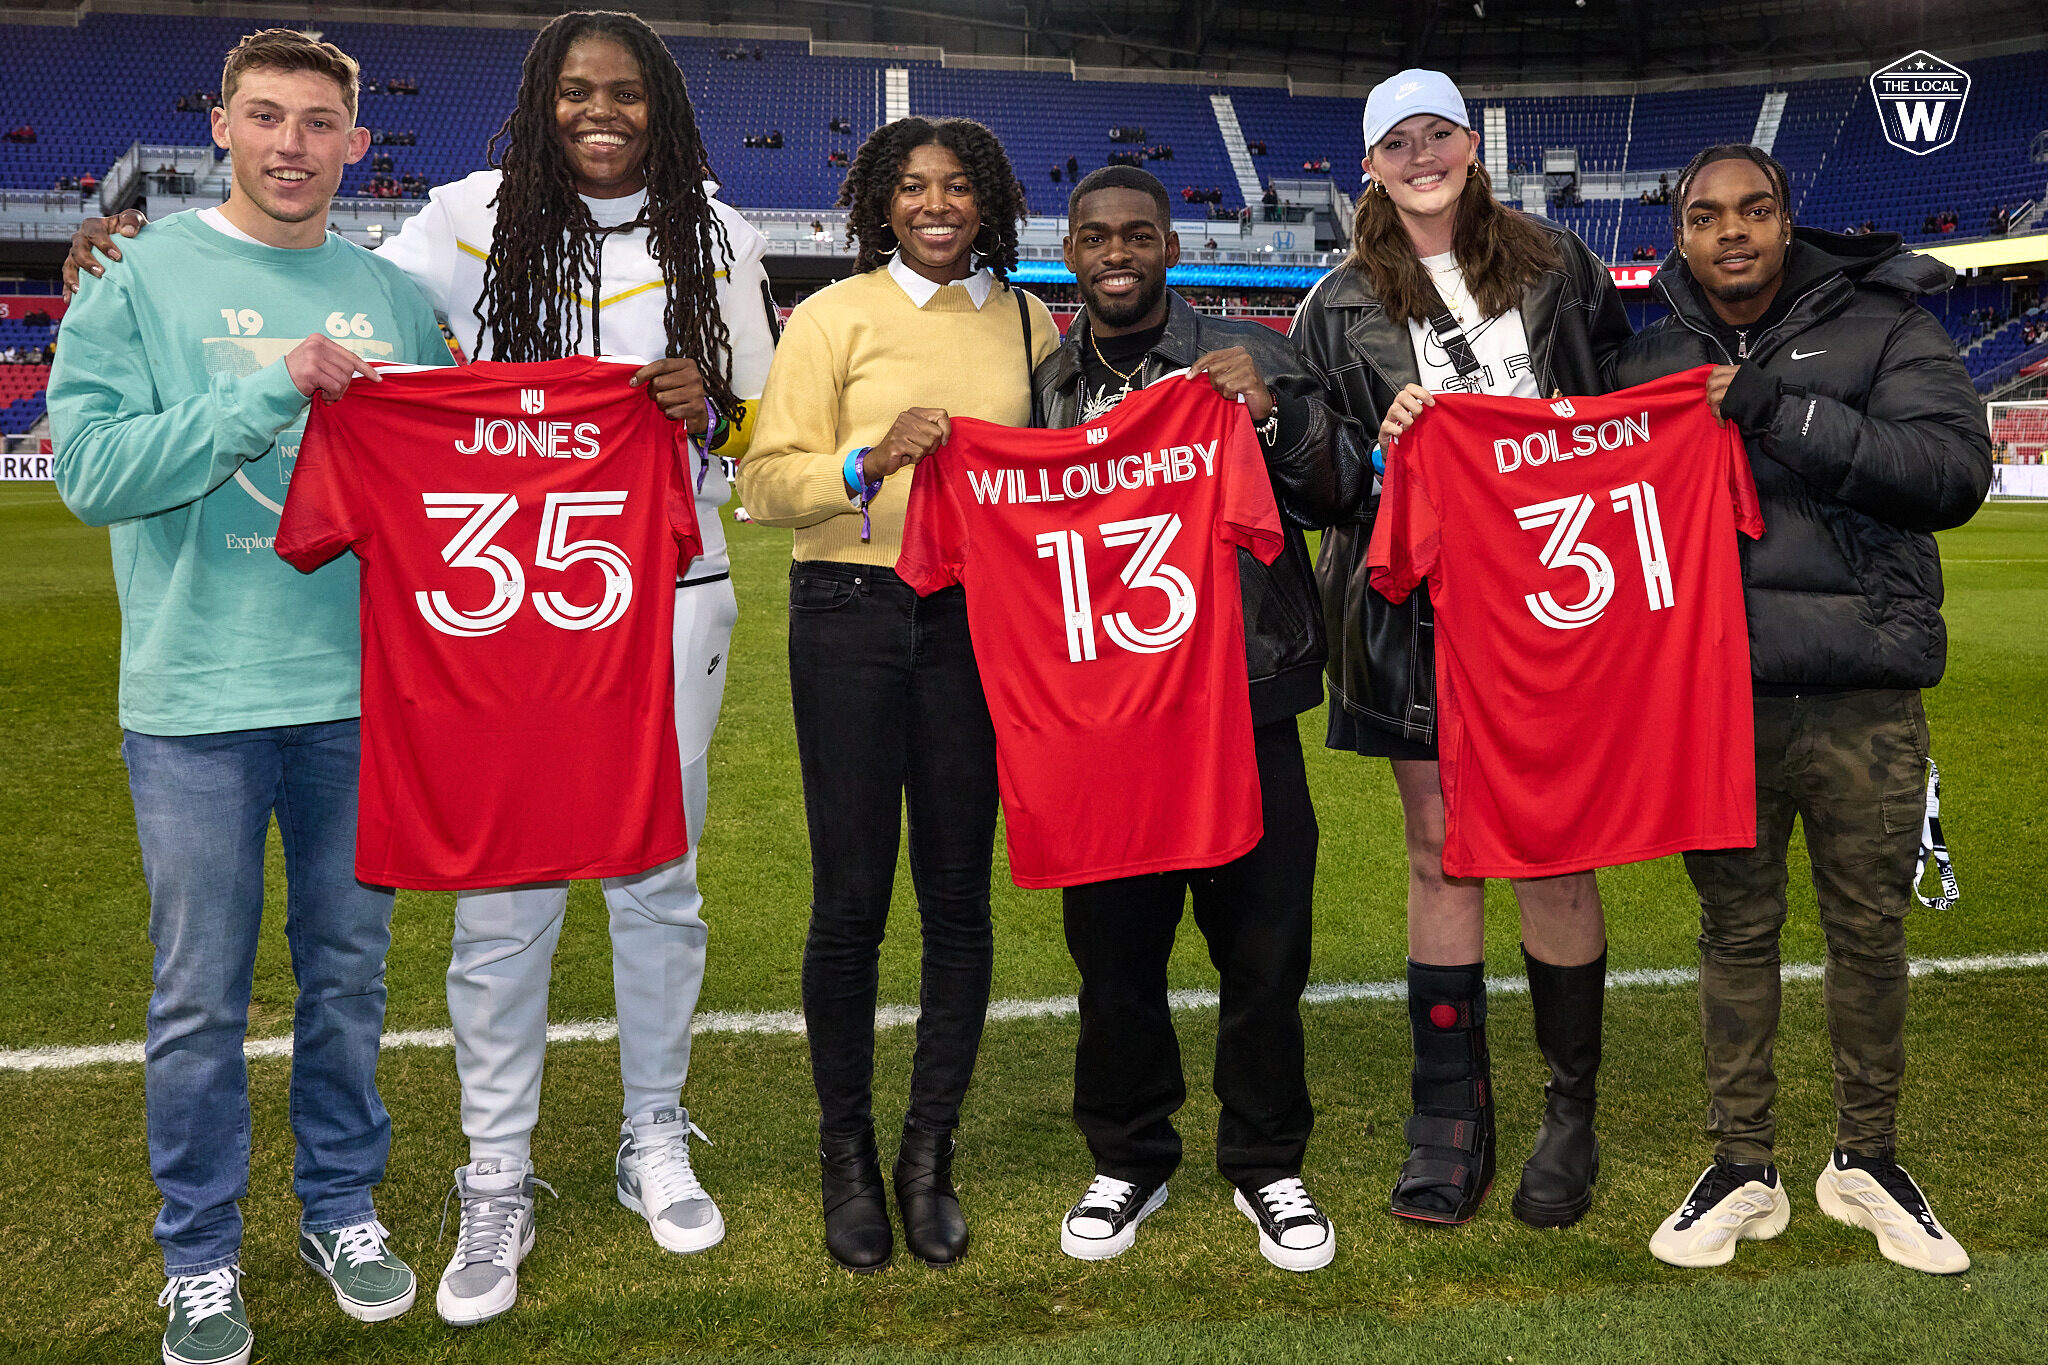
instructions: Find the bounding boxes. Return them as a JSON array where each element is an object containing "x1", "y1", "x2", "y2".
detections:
[
  {"x1": 435, "y1": 1159, "x2": 554, "y2": 1326},
  {"x1": 1816, "y1": 1149, "x2": 1969, "y2": 1275},
  {"x1": 1649, "y1": 1157, "x2": 1791, "y2": 1268},
  {"x1": 618, "y1": 1107, "x2": 726, "y2": 1255}
]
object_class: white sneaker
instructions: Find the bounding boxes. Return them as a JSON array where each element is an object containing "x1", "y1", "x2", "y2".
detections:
[
  {"x1": 1816, "y1": 1149, "x2": 1970, "y2": 1275},
  {"x1": 1234, "y1": 1176, "x2": 1336, "y2": 1272},
  {"x1": 435, "y1": 1159, "x2": 554, "y2": 1326},
  {"x1": 1649, "y1": 1158, "x2": 1791, "y2": 1268},
  {"x1": 1060, "y1": 1175, "x2": 1167, "y2": 1261},
  {"x1": 618, "y1": 1107, "x2": 726, "y2": 1255}
]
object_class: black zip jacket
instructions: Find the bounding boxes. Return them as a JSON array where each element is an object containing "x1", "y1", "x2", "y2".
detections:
[
  {"x1": 1613, "y1": 228, "x2": 1991, "y2": 689},
  {"x1": 1034, "y1": 290, "x2": 1373, "y2": 724},
  {"x1": 1290, "y1": 219, "x2": 1631, "y2": 743}
]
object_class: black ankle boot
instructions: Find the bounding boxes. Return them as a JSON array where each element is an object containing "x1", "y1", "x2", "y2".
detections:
[
  {"x1": 1390, "y1": 960, "x2": 1496, "y2": 1225},
  {"x1": 894, "y1": 1122, "x2": 969, "y2": 1267},
  {"x1": 820, "y1": 1128, "x2": 893, "y2": 1272},
  {"x1": 1512, "y1": 945, "x2": 1605, "y2": 1229}
]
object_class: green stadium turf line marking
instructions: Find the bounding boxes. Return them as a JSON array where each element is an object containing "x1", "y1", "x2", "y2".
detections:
[{"x1": 6, "y1": 949, "x2": 2046, "y2": 1074}]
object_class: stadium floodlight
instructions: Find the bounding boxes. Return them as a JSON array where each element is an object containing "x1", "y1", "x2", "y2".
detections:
[{"x1": 1986, "y1": 399, "x2": 2048, "y2": 498}]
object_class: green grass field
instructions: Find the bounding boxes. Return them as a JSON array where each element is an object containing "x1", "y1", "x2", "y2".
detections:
[{"x1": 3, "y1": 486, "x2": 2044, "y2": 1362}]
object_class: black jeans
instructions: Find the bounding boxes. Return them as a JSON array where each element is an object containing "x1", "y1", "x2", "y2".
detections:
[
  {"x1": 789, "y1": 561, "x2": 998, "y2": 1141},
  {"x1": 1061, "y1": 718, "x2": 1318, "y2": 1190}
]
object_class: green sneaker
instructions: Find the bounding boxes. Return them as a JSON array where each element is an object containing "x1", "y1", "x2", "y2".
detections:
[
  {"x1": 299, "y1": 1219, "x2": 418, "y2": 1322},
  {"x1": 158, "y1": 1265, "x2": 252, "y2": 1365}
]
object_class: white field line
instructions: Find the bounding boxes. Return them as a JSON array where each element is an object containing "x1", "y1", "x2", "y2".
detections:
[{"x1": 5, "y1": 950, "x2": 2047, "y2": 1075}]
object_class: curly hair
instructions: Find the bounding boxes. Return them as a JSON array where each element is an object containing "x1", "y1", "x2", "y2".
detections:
[
  {"x1": 837, "y1": 117, "x2": 1025, "y2": 280},
  {"x1": 1669, "y1": 143, "x2": 1793, "y2": 241},
  {"x1": 477, "y1": 10, "x2": 739, "y2": 421}
]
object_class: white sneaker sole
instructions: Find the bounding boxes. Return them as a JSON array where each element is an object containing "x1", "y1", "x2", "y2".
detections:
[
  {"x1": 619, "y1": 1185, "x2": 727, "y2": 1255},
  {"x1": 1815, "y1": 1168, "x2": 1970, "y2": 1275},
  {"x1": 1060, "y1": 1183, "x2": 1168, "y2": 1261},
  {"x1": 298, "y1": 1248, "x2": 418, "y2": 1323},
  {"x1": 1648, "y1": 1187, "x2": 1790, "y2": 1268},
  {"x1": 163, "y1": 1336, "x2": 252, "y2": 1365},
  {"x1": 1233, "y1": 1189, "x2": 1336, "y2": 1272},
  {"x1": 435, "y1": 1224, "x2": 536, "y2": 1327}
]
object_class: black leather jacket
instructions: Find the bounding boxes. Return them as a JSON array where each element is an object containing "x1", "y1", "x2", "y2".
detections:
[
  {"x1": 1290, "y1": 219, "x2": 1631, "y2": 743},
  {"x1": 1035, "y1": 290, "x2": 1373, "y2": 724},
  {"x1": 1614, "y1": 230, "x2": 1991, "y2": 689}
]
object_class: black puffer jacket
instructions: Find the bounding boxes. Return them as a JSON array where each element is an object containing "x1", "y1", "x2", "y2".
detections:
[
  {"x1": 1035, "y1": 290, "x2": 1373, "y2": 724},
  {"x1": 1614, "y1": 229, "x2": 1991, "y2": 688},
  {"x1": 1291, "y1": 219, "x2": 1631, "y2": 743}
]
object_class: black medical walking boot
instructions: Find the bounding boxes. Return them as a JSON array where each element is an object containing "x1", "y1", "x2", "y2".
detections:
[
  {"x1": 1512, "y1": 944, "x2": 1606, "y2": 1229},
  {"x1": 1390, "y1": 960, "x2": 1496, "y2": 1225}
]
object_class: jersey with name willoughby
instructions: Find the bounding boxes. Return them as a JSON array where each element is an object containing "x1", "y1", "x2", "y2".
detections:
[
  {"x1": 898, "y1": 376, "x2": 1283, "y2": 889},
  {"x1": 1368, "y1": 367, "x2": 1765, "y2": 878},
  {"x1": 276, "y1": 356, "x2": 702, "y2": 890}
]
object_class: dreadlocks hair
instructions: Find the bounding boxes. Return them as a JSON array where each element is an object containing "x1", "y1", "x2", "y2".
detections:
[
  {"x1": 838, "y1": 118, "x2": 1026, "y2": 280},
  {"x1": 477, "y1": 10, "x2": 740, "y2": 422},
  {"x1": 1669, "y1": 143, "x2": 1794, "y2": 243},
  {"x1": 1349, "y1": 148, "x2": 1560, "y2": 328}
]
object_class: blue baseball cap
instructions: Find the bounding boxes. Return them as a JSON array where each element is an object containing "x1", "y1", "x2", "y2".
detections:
[{"x1": 1363, "y1": 69, "x2": 1471, "y2": 150}]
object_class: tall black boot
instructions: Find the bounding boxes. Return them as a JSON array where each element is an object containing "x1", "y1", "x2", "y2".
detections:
[
  {"x1": 820, "y1": 1128, "x2": 893, "y2": 1272},
  {"x1": 894, "y1": 1121, "x2": 969, "y2": 1267},
  {"x1": 1390, "y1": 960, "x2": 1496, "y2": 1225},
  {"x1": 1511, "y1": 945, "x2": 1606, "y2": 1229}
]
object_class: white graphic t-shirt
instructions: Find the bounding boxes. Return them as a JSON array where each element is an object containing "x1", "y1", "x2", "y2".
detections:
[{"x1": 1405, "y1": 251, "x2": 1542, "y2": 399}]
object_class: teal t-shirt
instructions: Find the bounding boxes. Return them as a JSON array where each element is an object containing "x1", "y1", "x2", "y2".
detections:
[{"x1": 51, "y1": 212, "x2": 450, "y2": 735}]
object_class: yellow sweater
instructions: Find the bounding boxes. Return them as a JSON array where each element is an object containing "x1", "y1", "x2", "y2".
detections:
[{"x1": 739, "y1": 267, "x2": 1060, "y2": 565}]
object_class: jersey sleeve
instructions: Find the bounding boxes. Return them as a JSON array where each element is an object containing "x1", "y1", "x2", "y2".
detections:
[
  {"x1": 667, "y1": 419, "x2": 706, "y2": 575},
  {"x1": 275, "y1": 394, "x2": 367, "y2": 571},
  {"x1": 1365, "y1": 413, "x2": 1441, "y2": 603},
  {"x1": 1216, "y1": 400, "x2": 1284, "y2": 566},
  {"x1": 895, "y1": 445, "x2": 965, "y2": 594},
  {"x1": 1725, "y1": 419, "x2": 1766, "y2": 541}
]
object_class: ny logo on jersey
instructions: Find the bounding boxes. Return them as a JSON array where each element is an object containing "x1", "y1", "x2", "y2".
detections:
[
  {"x1": 521, "y1": 389, "x2": 546, "y2": 415},
  {"x1": 1086, "y1": 427, "x2": 1110, "y2": 445},
  {"x1": 1550, "y1": 398, "x2": 1577, "y2": 418}
]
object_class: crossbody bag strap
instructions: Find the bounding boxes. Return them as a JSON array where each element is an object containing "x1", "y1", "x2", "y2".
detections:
[{"x1": 1016, "y1": 285, "x2": 1043, "y2": 427}]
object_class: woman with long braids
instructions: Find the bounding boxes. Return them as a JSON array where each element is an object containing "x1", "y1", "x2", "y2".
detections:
[
  {"x1": 1293, "y1": 70, "x2": 1630, "y2": 1232},
  {"x1": 741, "y1": 117, "x2": 1057, "y2": 1273},
  {"x1": 58, "y1": 8, "x2": 780, "y2": 1324}
]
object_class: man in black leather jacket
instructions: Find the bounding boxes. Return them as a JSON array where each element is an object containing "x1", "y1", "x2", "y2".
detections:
[
  {"x1": 1616, "y1": 146, "x2": 1989, "y2": 1277},
  {"x1": 1032, "y1": 167, "x2": 1369, "y2": 1273}
]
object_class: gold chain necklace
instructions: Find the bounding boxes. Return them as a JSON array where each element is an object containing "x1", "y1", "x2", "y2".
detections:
[{"x1": 1089, "y1": 328, "x2": 1145, "y2": 383}]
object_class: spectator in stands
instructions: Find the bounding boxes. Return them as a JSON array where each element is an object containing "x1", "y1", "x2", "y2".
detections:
[
  {"x1": 4, "y1": 124, "x2": 33, "y2": 143},
  {"x1": 810, "y1": 218, "x2": 828, "y2": 241},
  {"x1": 741, "y1": 115, "x2": 1057, "y2": 1277},
  {"x1": 1619, "y1": 141, "x2": 1988, "y2": 1281},
  {"x1": 831, "y1": 116, "x2": 852, "y2": 134},
  {"x1": 1263, "y1": 183, "x2": 1280, "y2": 221},
  {"x1": 1050, "y1": 163, "x2": 1062, "y2": 182},
  {"x1": 1293, "y1": 67, "x2": 1629, "y2": 1237},
  {"x1": 1067, "y1": 154, "x2": 1080, "y2": 179},
  {"x1": 828, "y1": 148, "x2": 849, "y2": 168},
  {"x1": 1031, "y1": 162, "x2": 1366, "y2": 1274},
  {"x1": 50, "y1": 29, "x2": 449, "y2": 1363}
]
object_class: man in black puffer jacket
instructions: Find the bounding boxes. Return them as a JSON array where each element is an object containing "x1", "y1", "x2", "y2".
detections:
[
  {"x1": 1617, "y1": 146, "x2": 1989, "y2": 1278},
  {"x1": 1033, "y1": 167, "x2": 1371, "y2": 1273}
]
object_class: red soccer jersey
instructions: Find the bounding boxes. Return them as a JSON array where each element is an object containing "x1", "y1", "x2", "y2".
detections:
[
  {"x1": 898, "y1": 376, "x2": 1283, "y2": 889},
  {"x1": 277, "y1": 356, "x2": 702, "y2": 890},
  {"x1": 1368, "y1": 367, "x2": 1764, "y2": 878}
]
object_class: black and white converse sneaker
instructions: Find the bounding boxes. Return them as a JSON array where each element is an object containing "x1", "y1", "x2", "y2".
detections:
[
  {"x1": 1816, "y1": 1149, "x2": 1969, "y2": 1275},
  {"x1": 1059, "y1": 1175, "x2": 1167, "y2": 1261},
  {"x1": 1648, "y1": 1156, "x2": 1789, "y2": 1268},
  {"x1": 1234, "y1": 1176, "x2": 1336, "y2": 1272}
]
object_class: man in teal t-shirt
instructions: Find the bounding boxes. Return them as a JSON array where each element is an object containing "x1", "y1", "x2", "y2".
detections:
[{"x1": 50, "y1": 30, "x2": 446, "y2": 1365}]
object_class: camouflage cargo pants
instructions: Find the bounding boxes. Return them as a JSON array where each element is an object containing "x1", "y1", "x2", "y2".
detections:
[{"x1": 1682, "y1": 689, "x2": 1929, "y2": 1164}]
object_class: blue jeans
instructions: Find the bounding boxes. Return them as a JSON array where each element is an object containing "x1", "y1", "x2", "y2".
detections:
[{"x1": 125, "y1": 720, "x2": 395, "y2": 1275}]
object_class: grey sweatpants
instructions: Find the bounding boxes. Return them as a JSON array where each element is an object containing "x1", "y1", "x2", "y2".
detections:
[{"x1": 448, "y1": 578, "x2": 738, "y2": 1162}]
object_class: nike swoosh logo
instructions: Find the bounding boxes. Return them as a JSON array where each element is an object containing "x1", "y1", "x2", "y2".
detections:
[{"x1": 1789, "y1": 348, "x2": 1827, "y2": 360}]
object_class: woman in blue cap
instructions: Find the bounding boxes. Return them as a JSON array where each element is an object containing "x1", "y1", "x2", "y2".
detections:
[{"x1": 1291, "y1": 68, "x2": 1630, "y2": 1231}]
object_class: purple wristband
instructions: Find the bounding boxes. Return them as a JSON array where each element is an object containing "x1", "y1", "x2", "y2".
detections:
[{"x1": 693, "y1": 396, "x2": 719, "y2": 492}]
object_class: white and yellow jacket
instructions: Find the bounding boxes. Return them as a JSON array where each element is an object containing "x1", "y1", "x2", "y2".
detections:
[{"x1": 378, "y1": 169, "x2": 776, "y2": 582}]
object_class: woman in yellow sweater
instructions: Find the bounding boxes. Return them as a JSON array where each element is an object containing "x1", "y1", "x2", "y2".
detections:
[{"x1": 740, "y1": 117, "x2": 1059, "y2": 1274}]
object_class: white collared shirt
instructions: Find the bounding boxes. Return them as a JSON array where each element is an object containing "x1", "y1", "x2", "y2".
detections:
[{"x1": 888, "y1": 252, "x2": 995, "y2": 309}]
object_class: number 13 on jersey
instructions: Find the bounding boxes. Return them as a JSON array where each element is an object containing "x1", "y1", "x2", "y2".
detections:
[{"x1": 1035, "y1": 513, "x2": 1198, "y2": 663}]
